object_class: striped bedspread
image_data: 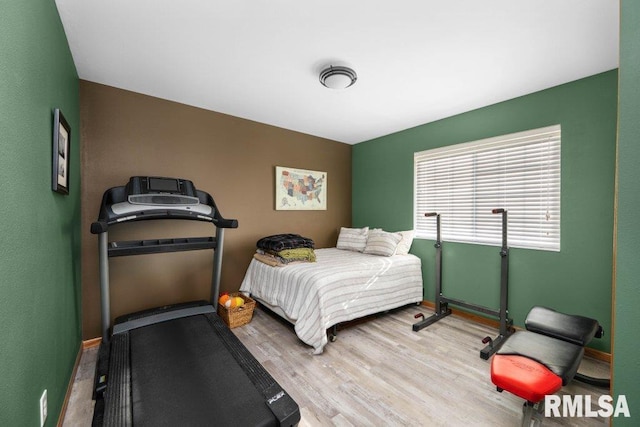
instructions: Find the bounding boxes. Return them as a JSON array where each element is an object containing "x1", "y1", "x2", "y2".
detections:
[{"x1": 239, "y1": 248, "x2": 424, "y2": 354}]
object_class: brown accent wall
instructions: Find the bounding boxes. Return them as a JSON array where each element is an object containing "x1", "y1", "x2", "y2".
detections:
[{"x1": 80, "y1": 81, "x2": 352, "y2": 340}]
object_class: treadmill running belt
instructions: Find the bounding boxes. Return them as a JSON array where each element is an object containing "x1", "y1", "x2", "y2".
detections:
[{"x1": 130, "y1": 315, "x2": 276, "y2": 427}]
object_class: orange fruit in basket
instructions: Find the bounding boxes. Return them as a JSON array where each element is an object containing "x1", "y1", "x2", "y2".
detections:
[{"x1": 218, "y1": 293, "x2": 230, "y2": 306}]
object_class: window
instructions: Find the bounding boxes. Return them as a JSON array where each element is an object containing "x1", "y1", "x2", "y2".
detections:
[{"x1": 414, "y1": 125, "x2": 561, "y2": 251}]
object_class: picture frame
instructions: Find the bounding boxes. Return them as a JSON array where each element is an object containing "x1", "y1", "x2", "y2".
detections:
[
  {"x1": 275, "y1": 166, "x2": 327, "y2": 210},
  {"x1": 52, "y1": 108, "x2": 70, "y2": 195}
]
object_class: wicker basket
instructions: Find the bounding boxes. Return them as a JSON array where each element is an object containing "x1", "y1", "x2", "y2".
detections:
[{"x1": 217, "y1": 293, "x2": 256, "y2": 328}]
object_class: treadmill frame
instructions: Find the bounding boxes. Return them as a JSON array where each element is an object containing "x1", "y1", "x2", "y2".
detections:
[
  {"x1": 90, "y1": 178, "x2": 300, "y2": 426},
  {"x1": 91, "y1": 180, "x2": 237, "y2": 342}
]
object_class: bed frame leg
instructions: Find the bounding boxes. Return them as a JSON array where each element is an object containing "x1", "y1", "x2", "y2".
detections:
[{"x1": 328, "y1": 325, "x2": 338, "y2": 342}]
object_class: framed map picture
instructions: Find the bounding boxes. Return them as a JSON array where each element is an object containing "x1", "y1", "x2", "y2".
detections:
[{"x1": 275, "y1": 166, "x2": 327, "y2": 210}]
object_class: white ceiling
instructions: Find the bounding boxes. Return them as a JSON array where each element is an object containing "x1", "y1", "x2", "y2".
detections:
[{"x1": 55, "y1": 0, "x2": 619, "y2": 145}]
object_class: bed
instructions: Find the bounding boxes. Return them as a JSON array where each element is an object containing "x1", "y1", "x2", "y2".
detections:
[{"x1": 239, "y1": 247, "x2": 424, "y2": 354}]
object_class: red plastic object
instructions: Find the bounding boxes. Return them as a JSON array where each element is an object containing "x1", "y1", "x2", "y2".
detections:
[{"x1": 491, "y1": 355, "x2": 562, "y2": 403}]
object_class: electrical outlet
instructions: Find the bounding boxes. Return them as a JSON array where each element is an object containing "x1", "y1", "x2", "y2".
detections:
[{"x1": 39, "y1": 389, "x2": 47, "y2": 427}]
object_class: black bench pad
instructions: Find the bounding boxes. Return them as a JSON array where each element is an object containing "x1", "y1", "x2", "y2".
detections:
[
  {"x1": 525, "y1": 306, "x2": 600, "y2": 346},
  {"x1": 496, "y1": 331, "x2": 584, "y2": 385}
]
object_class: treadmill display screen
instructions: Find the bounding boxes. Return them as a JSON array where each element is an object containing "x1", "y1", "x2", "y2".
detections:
[{"x1": 148, "y1": 177, "x2": 180, "y2": 193}]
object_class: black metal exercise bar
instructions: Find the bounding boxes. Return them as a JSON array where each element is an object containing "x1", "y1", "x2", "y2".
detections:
[{"x1": 412, "y1": 209, "x2": 514, "y2": 359}]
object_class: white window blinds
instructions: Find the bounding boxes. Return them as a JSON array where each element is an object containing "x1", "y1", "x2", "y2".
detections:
[{"x1": 414, "y1": 125, "x2": 561, "y2": 251}]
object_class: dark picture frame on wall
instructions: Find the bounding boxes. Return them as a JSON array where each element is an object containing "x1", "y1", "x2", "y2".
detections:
[{"x1": 52, "y1": 108, "x2": 70, "y2": 195}]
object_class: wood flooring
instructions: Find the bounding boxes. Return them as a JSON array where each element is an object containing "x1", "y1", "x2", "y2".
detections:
[{"x1": 63, "y1": 305, "x2": 610, "y2": 426}]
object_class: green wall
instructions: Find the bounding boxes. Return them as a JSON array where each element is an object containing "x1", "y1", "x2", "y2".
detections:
[
  {"x1": 353, "y1": 70, "x2": 617, "y2": 352},
  {"x1": 0, "y1": 1, "x2": 81, "y2": 425},
  {"x1": 613, "y1": 0, "x2": 640, "y2": 421}
]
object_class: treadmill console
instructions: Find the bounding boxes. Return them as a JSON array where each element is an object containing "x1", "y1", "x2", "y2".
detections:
[
  {"x1": 91, "y1": 175, "x2": 239, "y2": 251},
  {"x1": 126, "y1": 176, "x2": 199, "y2": 206}
]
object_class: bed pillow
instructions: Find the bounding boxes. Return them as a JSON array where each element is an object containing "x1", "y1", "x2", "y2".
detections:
[
  {"x1": 336, "y1": 227, "x2": 369, "y2": 252},
  {"x1": 363, "y1": 229, "x2": 403, "y2": 257},
  {"x1": 394, "y1": 230, "x2": 415, "y2": 255}
]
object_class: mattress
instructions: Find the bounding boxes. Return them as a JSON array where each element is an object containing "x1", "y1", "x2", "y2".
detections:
[{"x1": 240, "y1": 248, "x2": 424, "y2": 354}]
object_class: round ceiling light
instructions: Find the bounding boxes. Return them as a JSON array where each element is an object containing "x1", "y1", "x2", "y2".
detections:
[{"x1": 319, "y1": 65, "x2": 357, "y2": 90}]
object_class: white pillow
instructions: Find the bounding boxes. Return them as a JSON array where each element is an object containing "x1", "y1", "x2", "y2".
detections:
[
  {"x1": 363, "y1": 229, "x2": 403, "y2": 257},
  {"x1": 336, "y1": 227, "x2": 369, "y2": 252},
  {"x1": 394, "y1": 230, "x2": 415, "y2": 255}
]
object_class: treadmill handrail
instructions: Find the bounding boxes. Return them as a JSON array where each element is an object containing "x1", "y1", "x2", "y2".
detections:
[{"x1": 107, "y1": 236, "x2": 217, "y2": 257}]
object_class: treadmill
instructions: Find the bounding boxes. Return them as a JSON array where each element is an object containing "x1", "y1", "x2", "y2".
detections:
[{"x1": 91, "y1": 176, "x2": 300, "y2": 426}]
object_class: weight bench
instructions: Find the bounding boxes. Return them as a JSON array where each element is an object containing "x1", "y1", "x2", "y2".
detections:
[{"x1": 489, "y1": 306, "x2": 607, "y2": 426}]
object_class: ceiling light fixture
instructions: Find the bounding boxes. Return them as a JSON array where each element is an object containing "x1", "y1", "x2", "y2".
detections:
[{"x1": 319, "y1": 65, "x2": 357, "y2": 90}]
